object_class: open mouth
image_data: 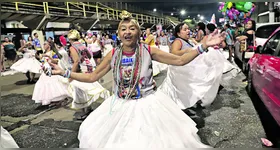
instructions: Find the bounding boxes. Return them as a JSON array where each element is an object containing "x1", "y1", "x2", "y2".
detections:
[{"x1": 124, "y1": 35, "x2": 132, "y2": 40}]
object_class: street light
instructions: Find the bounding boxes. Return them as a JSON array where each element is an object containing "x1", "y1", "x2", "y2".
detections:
[
  {"x1": 153, "y1": 8, "x2": 157, "y2": 12},
  {"x1": 197, "y1": 14, "x2": 200, "y2": 17},
  {"x1": 200, "y1": 16, "x2": 204, "y2": 20},
  {"x1": 171, "y1": 13, "x2": 173, "y2": 16},
  {"x1": 180, "y1": 10, "x2": 186, "y2": 15}
]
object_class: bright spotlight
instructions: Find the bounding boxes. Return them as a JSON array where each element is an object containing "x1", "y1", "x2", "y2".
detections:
[
  {"x1": 200, "y1": 16, "x2": 204, "y2": 20},
  {"x1": 180, "y1": 10, "x2": 186, "y2": 15},
  {"x1": 153, "y1": 8, "x2": 157, "y2": 12},
  {"x1": 197, "y1": 14, "x2": 200, "y2": 17},
  {"x1": 171, "y1": 13, "x2": 173, "y2": 16}
]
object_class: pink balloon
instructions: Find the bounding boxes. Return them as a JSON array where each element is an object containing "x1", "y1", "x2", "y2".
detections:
[{"x1": 219, "y1": 5, "x2": 223, "y2": 11}]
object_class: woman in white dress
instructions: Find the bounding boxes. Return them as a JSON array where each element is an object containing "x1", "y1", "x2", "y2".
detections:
[
  {"x1": 32, "y1": 41, "x2": 70, "y2": 106},
  {"x1": 160, "y1": 23, "x2": 225, "y2": 111},
  {"x1": 158, "y1": 30, "x2": 170, "y2": 53},
  {"x1": 65, "y1": 31, "x2": 110, "y2": 120},
  {"x1": 48, "y1": 10, "x2": 226, "y2": 148},
  {"x1": 103, "y1": 34, "x2": 114, "y2": 56},
  {"x1": 10, "y1": 42, "x2": 41, "y2": 84},
  {"x1": 203, "y1": 23, "x2": 241, "y2": 86}
]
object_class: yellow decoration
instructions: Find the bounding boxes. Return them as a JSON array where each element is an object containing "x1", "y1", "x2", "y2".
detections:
[{"x1": 227, "y1": 2, "x2": 233, "y2": 9}]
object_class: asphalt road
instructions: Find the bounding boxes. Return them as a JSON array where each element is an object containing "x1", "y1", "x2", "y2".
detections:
[{"x1": 1, "y1": 67, "x2": 266, "y2": 148}]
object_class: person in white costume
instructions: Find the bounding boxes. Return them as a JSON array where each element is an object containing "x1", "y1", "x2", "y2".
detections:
[
  {"x1": 10, "y1": 42, "x2": 41, "y2": 84},
  {"x1": 158, "y1": 30, "x2": 170, "y2": 53},
  {"x1": 65, "y1": 31, "x2": 110, "y2": 120},
  {"x1": 103, "y1": 34, "x2": 114, "y2": 56},
  {"x1": 32, "y1": 41, "x2": 70, "y2": 106},
  {"x1": 47, "y1": 10, "x2": 226, "y2": 148},
  {"x1": 160, "y1": 23, "x2": 225, "y2": 112},
  {"x1": 1, "y1": 126, "x2": 19, "y2": 148},
  {"x1": 203, "y1": 23, "x2": 241, "y2": 86}
]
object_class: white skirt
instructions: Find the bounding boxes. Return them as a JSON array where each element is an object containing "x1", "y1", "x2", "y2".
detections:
[
  {"x1": 10, "y1": 57, "x2": 41, "y2": 74},
  {"x1": 160, "y1": 48, "x2": 224, "y2": 109},
  {"x1": 32, "y1": 73, "x2": 70, "y2": 105},
  {"x1": 66, "y1": 80, "x2": 110, "y2": 109},
  {"x1": 1, "y1": 126, "x2": 19, "y2": 148},
  {"x1": 103, "y1": 44, "x2": 113, "y2": 57},
  {"x1": 78, "y1": 90, "x2": 211, "y2": 148},
  {"x1": 151, "y1": 46, "x2": 168, "y2": 76},
  {"x1": 220, "y1": 50, "x2": 241, "y2": 85}
]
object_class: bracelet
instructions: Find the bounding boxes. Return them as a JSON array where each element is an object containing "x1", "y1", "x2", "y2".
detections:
[
  {"x1": 63, "y1": 69, "x2": 71, "y2": 78},
  {"x1": 196, "y1": 44, "x2": 204, "y2": 54}
]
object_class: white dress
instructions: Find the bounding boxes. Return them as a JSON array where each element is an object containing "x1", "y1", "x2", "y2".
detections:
[
  {"x1": 150, "y1": 45, "x2": 168, "y2": 76},
  {"x1": 1, "y1": 126, "x2": 19, "y2": 148},
  {"x1": 10, "y1": 48, "x2": 41, "y2": 74},
  {"x1": 59, "y1": 47, "x2": 110, "y2": 109},
  {"x1": 160, "y1": 47, "x2": 224, "y2": 109},
  {"x1": 32, "y1": 50, "x2": 70, "y2": 105},
  {"x1": 78, "y1": 44, "x2": 210, "y2": 148},
  {"x1": 103, "y1": 39, "x2": 114, "y2": 57}
]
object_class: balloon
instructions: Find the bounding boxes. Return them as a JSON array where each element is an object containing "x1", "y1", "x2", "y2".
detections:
[
  {"x1": 236, "y1": 2, "x2": 246, "y2": 6},
  {"x1": 239, "y1": 12, "x2": 244, "y2": 19},
  {"x1": 221, "y1": 4, "x2": 227, "y2": 12},
  {"x1": 233, "y1": 14, "x2": 237, "y2": 20},
  {"x1": 235, "y1": 4, "x2": 244, "y2": 11},
  {"x1": 219, "y1": 5, "x2": 223, "y2": 11},
  {"x1": 250, "y1": 6, "x2": 255, "y2": 13},
  {"x1": 228, "y1": 10, "x2": 233, "y2": 20},
  {"x1": 227, "y1": 2, "x2": 233, "y2": 9},
  {"x1": 244, "y1": 2, "x2": 253, "y2": 10},
  {"x1": 231, "y1": 8, "x2": 240, "y2": 15}
]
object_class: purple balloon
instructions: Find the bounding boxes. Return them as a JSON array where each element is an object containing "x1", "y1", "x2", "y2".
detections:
[
  {"x1": 250, "y1": 7, "x2": 255, "y2": 12},
  {"x1": 228, "y1": 10, "x2": 233, "y2": 20},
  {"x1": 244, "y1": 18, "x2": 251, "y2": 24}
]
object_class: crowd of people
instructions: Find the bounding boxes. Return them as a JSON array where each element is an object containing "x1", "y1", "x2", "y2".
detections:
[{"x1": 1, "y1": 10, "x2": 259, "y2": 148}]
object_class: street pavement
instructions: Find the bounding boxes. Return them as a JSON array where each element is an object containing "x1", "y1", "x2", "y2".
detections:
[{"x1": 1, "y1": 65, "x2": 266, "y2": 148}]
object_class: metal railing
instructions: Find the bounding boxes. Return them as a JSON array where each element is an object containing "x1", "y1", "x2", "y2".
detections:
[{"x1": 3, "y1": 2, "x2": 172, "y2": 25}]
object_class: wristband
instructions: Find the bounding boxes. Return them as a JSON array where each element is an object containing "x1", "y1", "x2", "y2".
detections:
[
  {"x1": 196, "y1": 44, "x2": 204, "y2": 54},
  {"x1": 63, "y1": 69, "x2": 71, "y2": 78}
]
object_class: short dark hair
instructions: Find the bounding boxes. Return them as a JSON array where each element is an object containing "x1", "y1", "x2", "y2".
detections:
[
  {"x1": 225, "y1": 24, "x2": 230, "y2": 28},
  {"x1": 206, "y1": 23, "x2": 216, "y2": 33},
  {"x1": 173, "y1": 22, "x2": 186, "y2": 38},
  {"x1": 33, "y1": 33, "x2": 37, "y2": 36},
  {"x1": 54, "y1": 37, "x2": 62, "y2": 47}
]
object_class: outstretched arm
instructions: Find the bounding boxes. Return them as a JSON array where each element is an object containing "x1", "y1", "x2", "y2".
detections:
[
  {"x1": 50, "y1": 51, "x2": 112, "y2": 83},
  {"x1": 151, "y1": 29, "x2": 226, "y2": 66}
]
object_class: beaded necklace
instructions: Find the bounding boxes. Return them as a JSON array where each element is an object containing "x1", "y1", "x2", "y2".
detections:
[{"x1": 113, "y1": 44, "x2": 142, "y2": 100}]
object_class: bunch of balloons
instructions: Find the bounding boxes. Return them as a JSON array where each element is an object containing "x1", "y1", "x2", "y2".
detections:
[{"x1": 218, "y1": 2, "x2": 256, "y2": 24}]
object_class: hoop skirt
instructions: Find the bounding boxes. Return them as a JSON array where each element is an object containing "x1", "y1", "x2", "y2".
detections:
[
  {"x1": 160, "y1": 48, "x2": 224, "y2": 109},
  {"x1": 32, "y1": 73, "x2": 70, "y2": 105},
  {"x1": 67, "y1": 80, "x2": 110, "y2": 109},
  {"x1": 78, "y1": 90, "x2": 211, "y2": 148},
  {"x1": 10, "y1": 50, "x2": 41, "y2": 74}
]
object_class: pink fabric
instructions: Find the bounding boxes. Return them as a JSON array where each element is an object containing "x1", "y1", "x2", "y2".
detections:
[{"x1": 60, "y1": 35, "x2": 67, "y2": 46}]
